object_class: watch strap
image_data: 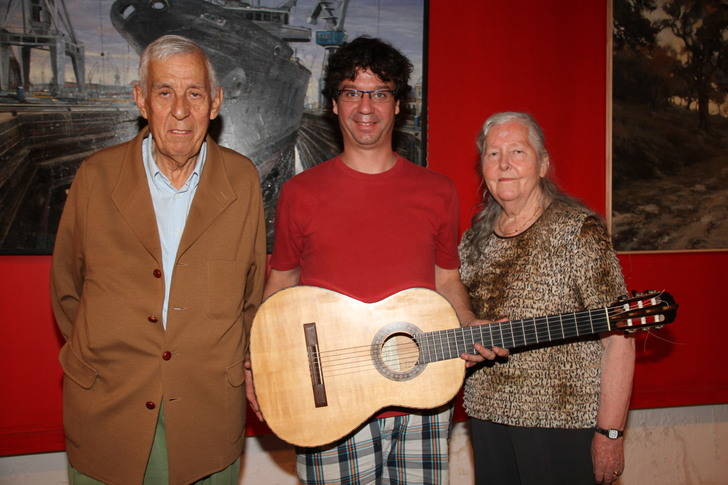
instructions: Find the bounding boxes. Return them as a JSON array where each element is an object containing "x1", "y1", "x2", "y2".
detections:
[{"x1": 594, "y1": 426, "x2": 624, "y2": 439}]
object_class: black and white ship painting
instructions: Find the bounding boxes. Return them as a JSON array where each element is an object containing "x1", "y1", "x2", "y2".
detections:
[
  {"x1": 111, "y1": 0, "x2": 312, "y2": 180},
  {"x1": 0, "y1": 0, "x2": 425, "y2": 253}
]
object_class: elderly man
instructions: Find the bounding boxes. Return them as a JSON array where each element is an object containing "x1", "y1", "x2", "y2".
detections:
[
  {"x1": 247, "y1": 36, "x2": 504, "y2": 485},
  {"x1": 51, "y1": 35, "x2": 265, "y2": 484}
]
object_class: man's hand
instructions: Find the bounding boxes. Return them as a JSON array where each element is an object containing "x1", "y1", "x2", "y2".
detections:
[
  {"x1": 591, "y1": 432, "x2": 624, "y2": 484},
  {"x1": 459, "y1": 319, "x2": 509, "y2": 367},
  {"x1": 244, "y1": 358, "x2": 264, "y2": 422}
]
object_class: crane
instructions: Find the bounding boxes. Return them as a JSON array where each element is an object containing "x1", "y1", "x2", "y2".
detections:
[
  {"x1": 0, "y1": 0, "x2": 85, "y2": 96},
  {"x1": 308, "y1": 0, "x2": 349, "y2": 108}
]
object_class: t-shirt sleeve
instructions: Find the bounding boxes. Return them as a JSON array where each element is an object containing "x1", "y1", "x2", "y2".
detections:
[
  {"x1": 434, "y1": 179, "x2": 461, "y2": 269},
  {"x1": 572, "y1": 215, "x2": 627, "y2": 309},
  {"x1": 269, "y1": 182, "x2": 303, "y2": 270}
]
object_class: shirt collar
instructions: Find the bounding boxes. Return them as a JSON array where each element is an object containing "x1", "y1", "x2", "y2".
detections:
[{"x1": 142, "y1": 135, "x2": 207, "y2": 192}]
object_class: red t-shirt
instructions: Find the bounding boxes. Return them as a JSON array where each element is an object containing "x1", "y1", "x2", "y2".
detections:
[
  {"x1": 269, "y1": 155, "x2": 460, "y2": 417},
  {"x1": 271, "y1": 156, "x2": 460, "y2": 299}
]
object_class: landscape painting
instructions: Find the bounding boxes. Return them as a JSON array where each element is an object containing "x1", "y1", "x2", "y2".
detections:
[
  {"x1": 0, "y1": 0, "x2": 425, "y2": 253},
  {"x1": 611, "y1": 0, "x2": 728, "y2": 252}
]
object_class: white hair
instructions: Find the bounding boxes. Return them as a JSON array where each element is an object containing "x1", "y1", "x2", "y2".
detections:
[
  {"x1": 468, "y1": 111, "x2": 593, "y2": 247},
  {"x1": 476, "y1": 111, "x2": 549, "y2": 161},
  {"x1": 138, "y1": 34, "x2": 219, "y2": 97}
]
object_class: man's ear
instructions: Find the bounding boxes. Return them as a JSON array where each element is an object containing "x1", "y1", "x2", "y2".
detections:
[
  {"x1": 332, "y1": 98, "x2": 339, "y2": 116},
  {"x1": 133, "y1": 83, "x2": 148, "y2": 120},
  {"x1": 209, "y1": 86, "x2": 224, "y2": 120},
  {"x1": 395, "y1": 99, "x2": 400, "y2": 116}
]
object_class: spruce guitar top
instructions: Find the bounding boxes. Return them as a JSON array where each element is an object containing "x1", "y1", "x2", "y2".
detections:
[{"x1": 250, "y1": 286, "x2": 677, "y2": 447}]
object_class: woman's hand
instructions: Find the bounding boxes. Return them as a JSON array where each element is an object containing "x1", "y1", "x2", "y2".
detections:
[
  {"x1": 592, "y1": 432, "x2": 624, "y2": 483},
  {"x1": 459, "y1": 319, "x2": 510, "y2": 367}
]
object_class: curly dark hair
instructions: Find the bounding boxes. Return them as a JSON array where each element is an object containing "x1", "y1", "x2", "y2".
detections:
[{"x1": 323, "y1": 36, "x2": 413, "y2": 103}]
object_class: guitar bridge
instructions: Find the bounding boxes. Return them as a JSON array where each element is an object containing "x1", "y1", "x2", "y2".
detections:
[{"x1": 304, "y1": 323, "x2": 328, "y2": 408}]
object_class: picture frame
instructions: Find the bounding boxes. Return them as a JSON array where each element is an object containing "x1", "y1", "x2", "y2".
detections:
[
  {"x1": 608, "y1": 0, "x2": 728, "y2": 253},
  {"x1": 0, "y1": 0, "x2": 427, "y2": 254}
]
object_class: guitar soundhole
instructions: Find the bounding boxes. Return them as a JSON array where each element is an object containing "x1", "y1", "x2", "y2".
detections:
[{"x1": 371, "y1": 322, "x2": 426, "y2": 381}]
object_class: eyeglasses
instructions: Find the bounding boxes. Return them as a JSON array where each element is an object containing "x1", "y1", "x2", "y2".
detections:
[{"x1": 336, "y1": 88, "x2": 396, "y2": 103}]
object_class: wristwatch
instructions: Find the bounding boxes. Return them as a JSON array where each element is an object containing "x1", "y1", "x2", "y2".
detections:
[{"x1": 594, "y1": 426, "x2": 624, "y2": 439}]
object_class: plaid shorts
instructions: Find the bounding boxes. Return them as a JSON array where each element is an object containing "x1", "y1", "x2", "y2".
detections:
[{"x1": 296, "y1": 406, "x2": 453, "y2": 485}]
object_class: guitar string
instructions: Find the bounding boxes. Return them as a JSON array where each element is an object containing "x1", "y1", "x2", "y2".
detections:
[
  {"x1": 318, "y1": 317, "x2": 614, "y2": 378},
  {"x1": 315, "y1": 314, "x2": 618, "y2": 377},
  {"x1": 314, "y1": 304, "x2": 664, "y2": 377},
  {"x1": 319, "y1": 316, "x2": 610, "y2": 378},
  {"x1": 313, "y1": 322, "x2": 604, "y2": 376},
  {"x1": 303, "y1": 299, "x2": 665, "y2": 379},
  {"x1": 315, "y1": 313, "x2": 623, "y2": 374},
  {"x1": 310, "y1": 300, "x2": 667, "y2": 378},
  {"x1": 310, "y1": 307, "x2": 636, "y2": 359},
  {"x1": 309, "y1": 300, "x2": 656, "y2": 361}
]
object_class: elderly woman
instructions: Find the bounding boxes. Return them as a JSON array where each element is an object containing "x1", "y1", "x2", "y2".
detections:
[{"x1": 458, "y1": 112, "x2": 635, "y2": 485}]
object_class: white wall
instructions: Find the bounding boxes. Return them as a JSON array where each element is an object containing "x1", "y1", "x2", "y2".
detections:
[
  {"x1": 621, "y1": 404, "x2": 728, "y2": 485},
  {"x1": 1, "y1": 404, "x2": 727, "y2": 484}
]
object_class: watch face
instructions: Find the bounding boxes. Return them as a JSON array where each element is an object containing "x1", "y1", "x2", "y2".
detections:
[{"x1": 608, "y1": 429, "x2": 619, "y2": 439}]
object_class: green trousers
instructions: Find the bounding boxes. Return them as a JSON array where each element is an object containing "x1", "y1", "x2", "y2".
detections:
[{"x1": 68, "y1": 406, "x2": 240, "y2": 484}]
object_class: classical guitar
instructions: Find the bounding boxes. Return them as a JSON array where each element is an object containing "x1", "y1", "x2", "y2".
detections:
[{"x1": 249, "y1": 286, "x2": 677, "y2": 447}]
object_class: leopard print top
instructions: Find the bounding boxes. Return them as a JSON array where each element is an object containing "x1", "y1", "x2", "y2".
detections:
[{"x1": 459, "y1": 201, "x2": 626, "y2": 428}]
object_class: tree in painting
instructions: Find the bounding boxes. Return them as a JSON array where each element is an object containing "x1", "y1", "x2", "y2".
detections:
[
  {"x1": 612, "y1": 0, "x2": 728, "y2": 251},
  {"x1": 659, "y1": 1, "x2": 728, "y2": 131}
]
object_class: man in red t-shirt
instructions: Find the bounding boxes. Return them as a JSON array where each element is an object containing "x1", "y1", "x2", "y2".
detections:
[{"x1": 247, "y1": 37, "x2": 503, "y2": 484}]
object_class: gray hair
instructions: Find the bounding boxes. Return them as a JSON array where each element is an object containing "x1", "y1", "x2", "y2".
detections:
[
  {"x1": 476, "y1": 112, "x2": 549, "y2": 161},
  {"x1": 138, "y1": 35, "x2": 219, "y2": 97},
  {"x1": 468, "y1": 112, "x2": 592, "y2": 249}
]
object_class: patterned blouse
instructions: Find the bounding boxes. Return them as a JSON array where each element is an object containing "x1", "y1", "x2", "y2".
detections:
[{"x1": 459, "y1": 201, "x2": 626, "y2": 428}]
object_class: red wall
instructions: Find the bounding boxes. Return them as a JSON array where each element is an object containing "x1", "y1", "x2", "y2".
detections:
[
  {"x1": 428, "y1": 0, "x2": 609, "y2": 228},
  {"x1": 1, "y1": 0, "x2": 726, "y2": 457},
  {"x1": 0, "y1": 256, "x2": 64, "y2": 455},
  {"x1": 427, "y1": 0, "x2": 728, "y2": 409}
]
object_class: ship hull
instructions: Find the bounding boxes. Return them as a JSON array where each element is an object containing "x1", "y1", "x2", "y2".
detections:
[{"x1": 111, "y1": 0, "x2": 311, "y2": 178}]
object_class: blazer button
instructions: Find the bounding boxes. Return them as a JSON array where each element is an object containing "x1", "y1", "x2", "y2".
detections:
[
  {"x1": 162, "y1": 351, "x2": 172, "y2": 360},
  {"x1": 153, "y1": 269, "x2": 162, "y2": 278},
  {"x1": 146, "y1": 401, "x2": 156, "y2": 410},
  {"x1": 148, "y1": 315, "x2": 159, "y2": 323}
]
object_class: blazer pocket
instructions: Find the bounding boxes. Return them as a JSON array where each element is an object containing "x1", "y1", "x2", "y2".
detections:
[
  {"x1": 59, "y1": 343, "x2": 98, "y2": 389},
  {"x1": 207, "y1": 260, "x2": 247, "y2": 320},
  {"x1": 59, "y1": 344, "x2": 98, "y2": 447},
  {"x1": 225, "y1": 360, "x2": 245, "y2": 442},
  {"x1": 226, "y1": 360, "x2": 245, "y2": 387}
]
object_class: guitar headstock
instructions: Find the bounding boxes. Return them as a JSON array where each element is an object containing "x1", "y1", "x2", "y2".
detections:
[{"x1": 609, "y1": 290, "x2": 678, "y2": 333}]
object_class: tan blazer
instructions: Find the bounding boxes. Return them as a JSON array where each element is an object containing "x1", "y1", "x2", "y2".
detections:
[{"x1": 51, "y1": 129, "x2": 266, "y2": 485}]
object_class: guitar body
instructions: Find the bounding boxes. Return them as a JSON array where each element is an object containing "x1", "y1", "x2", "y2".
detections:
[{"x1": 250, "y1": 286, "x2": 464, "y2": 447}]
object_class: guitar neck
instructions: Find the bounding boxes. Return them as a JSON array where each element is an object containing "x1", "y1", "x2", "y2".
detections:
[{"x1": 418, "y1": 307, "x2": 612, "y2": 363}]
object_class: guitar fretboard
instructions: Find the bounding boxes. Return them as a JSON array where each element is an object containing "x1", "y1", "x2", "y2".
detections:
[{"x1": 417, "y1": 307, "x2": 612, "y2": 364}]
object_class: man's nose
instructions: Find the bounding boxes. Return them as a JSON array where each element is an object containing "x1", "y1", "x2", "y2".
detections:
[
  {"x1": 357, "y1": 93, "x2": 375, "y2": 113},
  {"x1": 172, "y1": 95, "x2": 190, "y2": 119}
]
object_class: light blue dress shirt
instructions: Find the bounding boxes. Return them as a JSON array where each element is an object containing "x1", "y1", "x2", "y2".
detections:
[{"x1": 142, "y1": 136, "x2": 207, "y2": 328}]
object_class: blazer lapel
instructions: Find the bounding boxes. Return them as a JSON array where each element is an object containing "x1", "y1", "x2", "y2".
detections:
[
  {"x1": 176, "y1": 138, "x2": 237, "y2": 260},
  {"x1": 111, "y1": 128, "x2": 162, "y2": 264}
]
